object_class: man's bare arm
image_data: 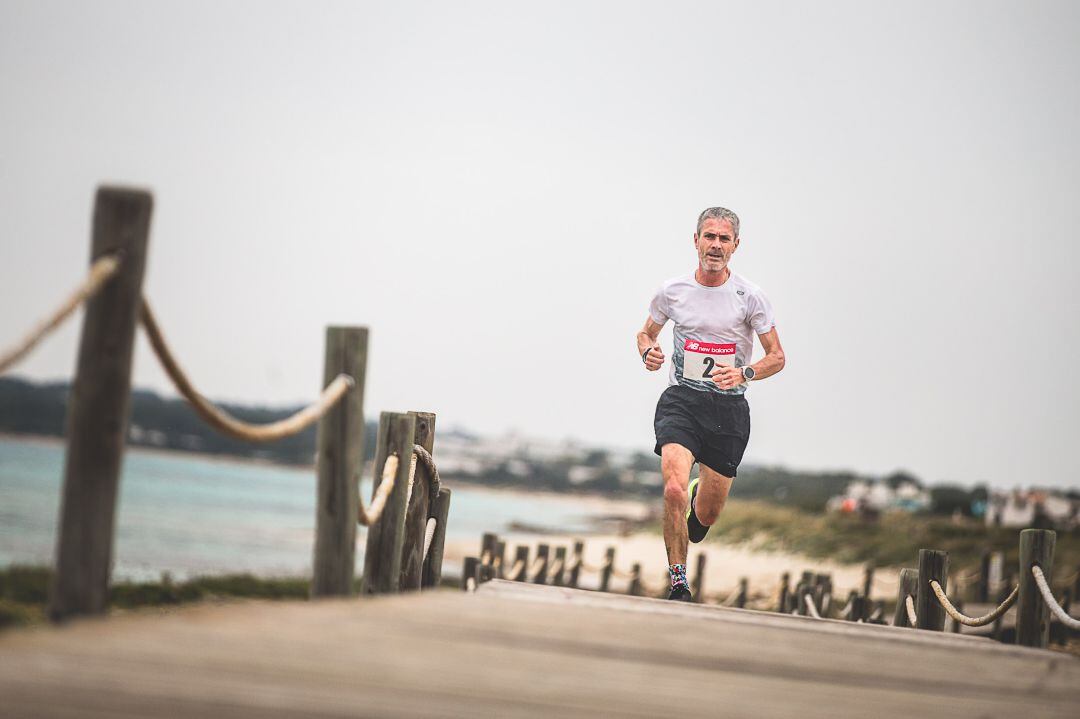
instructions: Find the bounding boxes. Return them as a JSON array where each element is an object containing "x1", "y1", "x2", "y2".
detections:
[{"x1": 636, "y1": 316, "x2": 666, "y2": 371}]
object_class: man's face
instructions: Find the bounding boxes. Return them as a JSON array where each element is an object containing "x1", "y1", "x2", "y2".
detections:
[{"x1": 694, "y1": 217, "x2": 739, "y2": 273}]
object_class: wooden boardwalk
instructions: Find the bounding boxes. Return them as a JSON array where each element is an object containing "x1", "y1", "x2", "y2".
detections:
[{"x1": 2, "y1": 580, "x2": 1078, "y2": 718}]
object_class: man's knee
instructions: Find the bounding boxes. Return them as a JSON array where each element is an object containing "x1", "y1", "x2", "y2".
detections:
[
  {"x1": 663, "y1": 479, "x2": 688, "y2": 508},
  {"x1": 696, "y1": 495, "x2": 725, "y2": 525}
]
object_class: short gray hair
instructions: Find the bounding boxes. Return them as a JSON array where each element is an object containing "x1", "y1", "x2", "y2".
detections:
[{"x1": 696, "y1": 207, "x2": 740, "y2": 238}]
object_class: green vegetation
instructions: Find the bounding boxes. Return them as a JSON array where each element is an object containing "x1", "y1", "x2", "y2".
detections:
[
  {"x1": 696, "y1": 500, "x2": 1080, "y2": 572},
  {"x1": 0, "y1": 566, "x2": 316, "y2": 629}
]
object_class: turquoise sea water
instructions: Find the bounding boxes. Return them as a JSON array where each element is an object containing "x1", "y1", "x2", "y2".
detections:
[{"x1": 0, "y1": 437, "x2": 603, "y2": 580}]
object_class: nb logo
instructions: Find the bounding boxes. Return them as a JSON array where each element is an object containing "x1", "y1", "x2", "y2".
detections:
[
  {"x1": 687, "y1": 342, "x2": 700, "y2": 350},
  {"x1": 736, "y1": 290, "x2": 745, "y2": 295}
]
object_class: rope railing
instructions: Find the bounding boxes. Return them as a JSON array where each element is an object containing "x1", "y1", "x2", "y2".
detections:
[
  {"x1": 1032, "y1": 566, "x2": 1080, "y2": 631},
  {"x1": 804, "y1": 594, "x2": 823, "y2": 619},
  {"x1": 423, "y1": 517, "x2": 437, "y2": 562},
  {"x1": 547, "y1": 557, "x2": 565, "y2": 581},
  {"x1": 905, "y1": 595, "x2": 918, "y2": 627},
  {"x1": 508, "y1": 558, "x2": 526, "y2": 579},
  {"x1": 358, "y1": 454, "x2": 399, "y2": 526},
  {"x1": 0, "y1": 255, "x2": 121, "y2": 374},
  {"x1": 930, "y1": 581, "x2": 1018, "y2": 627},
  {"x1": 528, "y1": 556, "x2": 546, "y2": 580},
  {"x1": 140, "y1": 299, "x2": 354, "y2": 442}
]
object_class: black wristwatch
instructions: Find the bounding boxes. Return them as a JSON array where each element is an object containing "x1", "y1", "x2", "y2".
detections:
[{"x1": 741, "y1": 365, "x2": 756, "y2": 381}]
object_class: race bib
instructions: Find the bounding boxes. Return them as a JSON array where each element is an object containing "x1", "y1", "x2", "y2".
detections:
[{"x1": 681, "y1": 339, "x2": 736, "y2": 381}]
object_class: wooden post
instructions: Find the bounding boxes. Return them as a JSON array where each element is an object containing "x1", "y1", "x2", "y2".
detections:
[
  {"x1": 862, "y1": 565, "x2": 874, "y2": 599},
  {"x1": 1073, "y1": 563, "x2": 1080, "y2": 599},
  {"x1": 777, "y1": 571, "x2": 790, "y2": 613},
  {"x1": 991, "y1": 582, "x2": 1009, "y2": 641},
  {"x1": 311, "y1": 326, "x2": 369, "y2": 597},
  {"x1": 420, "y1": 487, "x2": 451, "y2": 588},
  {"x1": 628, "y1": 563, "x2": 643, "y2": 596},
  {"x1": 850, "y1": 594, "x2": 868, "y2": 623},
  {"x1": 462, "y1": 557, "x2": 479, "y2": 591},
  {"x1": 692, "y1": 554, "x2": 707, "y2": 603},
  {"x1": 494, "y1": 540, "x2": 506, "y2": 579},
  {"x1": 532, "y1": 544, "x2": 550, "y2": 584},
  {"x1": 795, "y1": 582, "x2": 808, "y2": 615},
  {"x1": 600, "y1": 547, "x2": 616, "y2": 592},
  {"x1": 479, "y1": 532, "x2": 498, "y2": 582},
  {"x1": 916, "y1": 550, "x2": 949, "y2": 631},
  {"x1": 552, "y1": 547, "x2": 567, "y2": 586},
  {"x1": 511, "y1": 545, "x2": 529, "y2": 582},
  {"x1": 1052, "y1": 588, "x2": 1072, "y2": 645},
  {"x1": 977, "y1": 549, "x2": 991, "y2": 603},
  {"x1": 949, "y1": 596, "x2": 963, "y2": 633},
  {"x1": 49, "y1": 187, "x2": 153, "y2": 622},
  {"x1": 568, "y1": 540, "x2": 584, "y2": 588},
  {"x1": 399, "y1": 411, "x2": 436, "y2": 591},
  {"x1": 736, "y1": 577, "x2": 748, "y2": 609},
  {"x1": 893, "y1": 568, "x2": 919, "y2": 628},
  {"x1": 1017, "y1": 528, "x2": 1056, "y2": 648},
  {"x1": 361, "y1": 412, "x2": 416, "y2": 596}
]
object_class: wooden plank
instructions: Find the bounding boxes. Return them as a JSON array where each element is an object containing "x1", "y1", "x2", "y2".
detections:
[
  {"x1": 399, "y1": 411, "x2": 436, "y2": 591},
  {"x1": 311, "y1": 326, "x2": 368, "y2": 597},
  {"x1": 49, "y1": 187, "x2": 153, "y2": 622},
  {"x1": 361, "y1": 412, "x2": 416, "y2": 595},
  {"x1": 8, "y1": 585, "x2": 1080, "y2": 719},
  {"x1": 1017, "y1": 528, "x2": 1056, "y2": 648}
]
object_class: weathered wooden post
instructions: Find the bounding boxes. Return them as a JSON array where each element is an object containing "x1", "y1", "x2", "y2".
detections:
[
  {"x1": 795, "y1": 582, "x2": 809, "y2": 616},
  {"x1": 692, "y1": 554, "x2": 707, "y2": 603},
  {"x1": 511, "y1": 546, "x2": 530, "y2": 582},
  {"x1": 552, "y1": 546, "x2": 567, "y2": 586},
  {"x1": 398, "y1": 411, "x2": 436, "y2": 591},
  {"x1": 777, "y1": 571, "x2": 790, "y2": 613},
  {"x1": 628, "y1": 563, "x2": 643, "y2": 596},
  {"x1": 421, "y1": 487, "x2": 452, "y2": 588},
  {"x1": 568, "y1": 540, "x2": 584, "y2": 588},
  {"x1": 1017, "y1": 528, "x2": 1056, "y2": 648},
  {"x1": 312, "y1": 326, "x2": 369, "y2": 597},
  {"x1": 479, "y1": 532, "x2": 498, "y2": 582},
  {"x1": 862, "y1": 565, "x2": 874, "y2": 600},
  {"x1": 850, "y1": 594, "x2": 868, "y2": 623},
  {"x1": 977, "y1": 549, "x2": 992, "y2": 603},
  {"x1": 361, "y1": 412, "x2": 416, "y2": 596},
  {"x1": 1052, "y1": 588, "x2": 1072, "y2": 645},
  {"x1": 599, "y1": 547, "x2": 616, "y2": 592},
  {"x1": 1073, "y1": 563, "x2": 1080, "y2": 599},
  {"x1": 493, "y1": 540, "x2": 506, "y2": 579},
  {"x1": 893, "y1": 568, "x2": 919, "y2": 628},
  {"x1": 915, "y1": 550, "x2": 949, "y2": 631},
  {"x1": 991, "y1": 580, "x2": 1010, "y2": 642},
  {"x1": 49, "y1": 187, "x2": 153, "y2": 622},
  {"x1": 462, "y1": 557, "x2": 480, "y2": 591},
  {"x1": 736, "y1": 577, "x2": 748, "y2": 609},
  {"x1": 533, "y1": 543, "x2": 550, "y2": 584}
]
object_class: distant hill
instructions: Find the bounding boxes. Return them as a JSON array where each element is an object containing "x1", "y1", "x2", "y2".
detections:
[{"x1": 0, "y1": 376, "x2": 376, "y2": 466}]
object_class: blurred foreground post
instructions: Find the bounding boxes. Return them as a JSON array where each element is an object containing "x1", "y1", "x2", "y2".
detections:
[
  {"x1": 49, "y1": 187, "x2": 152, "y2": 622},
  {"x1": 1017, "y1": 528, "x2": 1056, "y2": 648},
  {"x1": 628, "y1": 563, "x2": 642, "y2": 596},
  {"x1": 400, "y1": 411, "x2": 436, "y2": 590},
  {"x1": 893, "y1": 568, "x2": 918, "y2": 628},
  {"x1": 599, "y1": 547, "x2": 616, "y2": 592},
  {"x1": 312, "y1": 326, "x2": 368, "y2": 598},
  {"x1": 916, "y1": 550, "x2": 949, "y2": 631},
  {"x1": 511, "y1": 546, "x2": 529, "y2": 582},
  {"x1": 552, "y1": 546, "x2": 567, "y2": 586},
  {"x1": 421, "y1": 487, "x2": 452, "y2": 588},
  {"x1": 568, "y1": 540, "x2": 584, "y2": 588},
  {"x1": 533, "y1": 544, "x2": 550, "y2": 584},
  {"x1": 362, "y1": 412, "x2": 416, "y2": 595},
  {"x1": 692, "y1": 554, "x2": 707, "y2": 603}
]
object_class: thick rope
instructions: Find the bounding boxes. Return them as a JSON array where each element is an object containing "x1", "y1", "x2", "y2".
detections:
[
  {"x1": 721, "y1": 589, "x2": 741, "y2": 607},
  {"x1": 508, "y1": 558, "x2": 526, "y2": 579},
  {"x1": 480, "y1": 550, "x2": 493, "y2": 567},
  {"x1": 422, "y1": 517, "x2": 437, "y2": 562},
  {"x1": 140, "y1": 299, "x2": 354, "y2": 442},
  {"x1": 411, "y1": 444, "x2": 441, "y2": 497},
  {"x1": 547, "y1": 557, "x2": 565, "y2": 580},
  {"x1": 930, "y1": 580, "x2": 1018, "y2": 627},
  {"x1": 528, "y1": 556, "x2": 546, "y2": 580},
  {"x1": 611, "y1": 566, "x2": 636, "y2": 580},
  {"x1": 905, "y1": 595, "x2": 918, "y2": 626},
  {"x1": 804, "y1": 594, "x2": 823, "y2": 619},
  {"x1": 358, "y1": 454, "x2": 399, "y2": 526},
  {"x1": 1033, "y1": 566, "x2": 1080, "y2": 630},
  {"x1": 0, "y1": 256, "x2": 120, "y2": 374},
  {"x1": 465, "y1": 576, "x2": 477, "y2": 592}
]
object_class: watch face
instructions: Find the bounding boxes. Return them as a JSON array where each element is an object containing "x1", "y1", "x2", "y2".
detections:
[{"x1": 742, "y1": 366, "x2": 755, "y2": 380}]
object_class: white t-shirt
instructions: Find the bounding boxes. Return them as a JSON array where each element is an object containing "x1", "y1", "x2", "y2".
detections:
[{"x1": 649, "y1": 271, "x2": 776, "y2": 395}]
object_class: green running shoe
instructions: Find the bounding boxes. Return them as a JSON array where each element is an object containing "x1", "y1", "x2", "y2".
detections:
[{"x1": 686, "y1": 477, "x2": 710, "y2": 543}]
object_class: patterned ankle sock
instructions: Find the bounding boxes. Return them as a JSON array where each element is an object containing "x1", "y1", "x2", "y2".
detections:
[{"x1": 669, "y1": 563, "x2": 687, "y2": 589}]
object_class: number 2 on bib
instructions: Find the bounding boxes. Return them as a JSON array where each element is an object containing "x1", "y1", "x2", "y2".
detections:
[{"x1": 681, "y1": 339, "x2": 736, "y2": 382}]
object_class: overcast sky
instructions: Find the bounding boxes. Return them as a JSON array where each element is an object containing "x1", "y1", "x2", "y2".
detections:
[{"x1": 2, "y1": 1, "x2": 1078, "y2": 490}]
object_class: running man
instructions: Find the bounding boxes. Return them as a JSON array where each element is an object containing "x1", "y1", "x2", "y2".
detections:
[{"x1": 637, "y1": 207, "x2": 786, "y2": 601}]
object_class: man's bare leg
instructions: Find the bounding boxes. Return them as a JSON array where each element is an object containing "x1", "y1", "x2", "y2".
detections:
[
  {"x1": 693, "y1": 464, "x2": 735, "y2": 527},
  {"x1": 660, "y1": 442, "x2": 694, "y2": 566}
]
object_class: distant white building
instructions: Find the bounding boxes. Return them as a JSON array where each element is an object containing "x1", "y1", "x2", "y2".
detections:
[
  {"x1": 985, "y1": 490, "x2": 1079, "y2": 530},
  {"x1": 827, "y1": 476, "x2": 930, "y2": 514}
]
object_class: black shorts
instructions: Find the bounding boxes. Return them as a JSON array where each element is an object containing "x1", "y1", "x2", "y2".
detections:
[{"x1": 653, "y1": 384, "x2": 750, "y2": 477}]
